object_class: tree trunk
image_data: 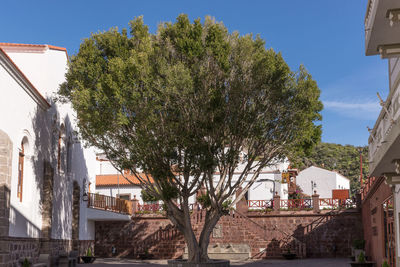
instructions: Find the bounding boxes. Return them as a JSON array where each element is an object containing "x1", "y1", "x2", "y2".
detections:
[
  {"x1": 167, "y1": 202, "x2": 222, "y2": 263},
  {"x1": 199, "y1": 211, "x2": 221, "y2": 262}
]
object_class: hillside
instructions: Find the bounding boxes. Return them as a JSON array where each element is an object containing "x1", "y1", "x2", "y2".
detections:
[{"x1": 290, "y1": 142, "x2": 368, "y2": 194}]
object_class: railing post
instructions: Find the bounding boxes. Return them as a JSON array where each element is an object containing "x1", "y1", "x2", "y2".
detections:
[
  {"x1": 131, "y1": 195, "x2": 139, "y2": 216},
  {"x1": 312, "y1": 190, "x2": 320, "y2": 213},
  {"x1": 273, "y1": 192, "x2": 280, "y2": 213}
]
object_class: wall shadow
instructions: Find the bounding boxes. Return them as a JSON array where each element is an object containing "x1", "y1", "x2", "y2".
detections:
[
  {"x1": 31, "y1": 99, "x2": 90, "y2": 251},
  {"x1": 95, "y1": 218, "x2": 185, "y2": 259}
]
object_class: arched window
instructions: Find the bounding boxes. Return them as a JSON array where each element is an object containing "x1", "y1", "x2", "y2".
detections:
[{"x1": 17, "y1": 140, "x2": 25, "y2": 202}]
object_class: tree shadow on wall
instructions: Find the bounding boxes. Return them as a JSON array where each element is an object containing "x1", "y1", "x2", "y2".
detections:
[
  {"x1": 31, "y1": 99, "x2": 89, "y2": 249},
  {"x1": 95, "y1": 218, "x2": 185, "y2": 259},
  {"x1": 291, "y1": 210, "x2": 361, "y2": 258}
]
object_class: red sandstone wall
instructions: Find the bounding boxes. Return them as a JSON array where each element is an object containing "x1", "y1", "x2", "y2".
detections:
[
  {"x1": 95, "y1": 209, "x2": 362, "y2": 259},
  {"x1": 361, "y1": 177, "x2": 392, "y2": 265}
]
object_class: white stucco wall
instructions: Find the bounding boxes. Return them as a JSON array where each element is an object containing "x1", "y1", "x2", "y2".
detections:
[
  {"x1": 1, "y1": 46, "x2": 98, "y2": 241},
  {"x1": 335, "y1": 173, "x2": 350, "y2": 191},
  {"x1": 0, "y1": 57, "x2": 44, "y2": 238},
  {"x1": 296, "y1": 166, "x2": 350, "y2": 198}
]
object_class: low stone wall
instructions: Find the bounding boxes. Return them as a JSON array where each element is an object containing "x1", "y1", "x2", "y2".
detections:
[
  {"x1": 0, "y1": 237, "x2": 40, "y2": 267},
  {"x1": 0, "y1": 237, "x2": 95, "y2": 267},
  {"x1": 94, "y1": 209, "x2": 363, "y2": 259}
]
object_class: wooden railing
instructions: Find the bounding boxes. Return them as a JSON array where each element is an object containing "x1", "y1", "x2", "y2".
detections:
[
  {"x1": 135, "y1": 203, "x2": 197, "y2": 214},
  {"x1": 247, "y1": 197, "x2": 356, "y2": 211},
  {"x1": 360, "y1": 176, "x2": 377, "y2": 200},
  {"x1": 248, "y1": 200, "x2": 273, "y2": 209},
  {"x1": 88, "y1": 193, "x2": 132, "y2": 215},
  {"x1": 137, "y1": 203, "x2": 163, "y2": 213},
  {"x1": 280, "y1": 199, "x2": 312, "y2": 209},
  {"x1": 319, "y1": 198, "x2": 356, "y2": 209}
]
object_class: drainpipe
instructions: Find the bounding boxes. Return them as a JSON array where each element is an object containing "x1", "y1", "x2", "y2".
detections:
[
  {"x1": 117, "y1": 172, "x2": 120, "y2": 198},
  {"x1": 258, "y1": 178, "x2": 276, "y2": 197}
]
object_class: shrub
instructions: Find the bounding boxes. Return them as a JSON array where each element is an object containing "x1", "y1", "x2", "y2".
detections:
[{"x1": 357, "y1": 251, "x2": 366, "y2": 263}]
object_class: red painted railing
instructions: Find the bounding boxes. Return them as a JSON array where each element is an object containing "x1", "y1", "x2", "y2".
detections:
[
  {"x1": 280, "y1": 199, "x2": 312, "y2": 209},
  {"x1": 319, "y1": 198, "x2": 355, "y2": 209},
  {"x1": 136, "y1": 203, "x2": 197, "y2": 213},
  {"x1": 88, "y1": 193, "x2": 132, "y2": 214},
  {"x1": 137, "y1": 203, "x2": 163, "y2": 212},
  {"x1": 361, "y1": 176, "x2": 377, "y2": 200},
  {"x1": 248, "y1": 200, "x2": 273, "y2": 209}
]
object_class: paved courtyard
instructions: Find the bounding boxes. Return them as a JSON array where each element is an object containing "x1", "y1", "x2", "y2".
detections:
[{"x1": 78, "y1": 258, "x2": 352, "y2": 267}]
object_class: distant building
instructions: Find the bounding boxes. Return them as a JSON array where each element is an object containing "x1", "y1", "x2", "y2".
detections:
[
  {"x1": 296, "y1": 166, "x2": 350, "y2": 198},
  {"x1": 95, "y1": 153, "x2": 291, "y2": 204}
]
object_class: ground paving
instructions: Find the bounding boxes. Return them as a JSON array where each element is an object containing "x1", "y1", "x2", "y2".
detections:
[{"x1": 78, "y1": 258, "x2": 351, "y2": 267}]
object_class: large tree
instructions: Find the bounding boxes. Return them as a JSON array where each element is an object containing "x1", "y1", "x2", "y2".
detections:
[{"x1": 59, "y1": 15, "x2": 322, "y2": 262}]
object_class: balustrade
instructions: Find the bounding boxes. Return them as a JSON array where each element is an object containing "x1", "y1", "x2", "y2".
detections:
[
  {"x1": 88, "y1": 193, "x2": 132, "y2": 214},
  {"x1": 280, "y1": 199, "x2": 312, "y2": 209},
  {"x1": 247, "y1": 200, "x2": 273, "y2": 209}
]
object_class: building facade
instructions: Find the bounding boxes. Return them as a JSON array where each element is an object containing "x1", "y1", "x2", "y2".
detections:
[
  {"x1": 0, "y1": 43, "x2": 100, "y2": 265},
  {"x1": 296, "y1": 166, "x2": 350, "y2": 199},
  {"x1": 364, "y1": 0, "x2": 400, "y2": 266}
]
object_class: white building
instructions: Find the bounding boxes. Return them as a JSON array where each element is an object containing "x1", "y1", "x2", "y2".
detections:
[
  {"x1": 0, "y1": 43, "x2": 126, "y2": 264},
  {"x1": 296, "y1": 166, "x2": 350, "y2": 199},
  {"x1": 94, "y1": 154, "x2": 289, "y2": 205}
]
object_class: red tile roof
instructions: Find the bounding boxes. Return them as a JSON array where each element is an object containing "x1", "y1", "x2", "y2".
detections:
[
  {"x1": 0, "y1": 42, "x2": 68, "y2": 59},
  {"x1": 96, "y1": 173, "x2": 154, "y2": 186}
]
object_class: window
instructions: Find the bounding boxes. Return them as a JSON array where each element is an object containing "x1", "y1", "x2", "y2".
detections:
[
  {"x1": 117, "y1": 194, "x2": 131, "y2": 201},
  {"x1": 17, "y1": 141, "x2": 24, "y2": 202}
]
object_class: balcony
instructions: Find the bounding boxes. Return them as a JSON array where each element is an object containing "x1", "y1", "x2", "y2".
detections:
[
  {"x1": 368, "y1": 85, "x2": 400, "y2": 177},
  {"x1": 365, "y1": 0, "x2": 400, "y2": 56},
  {"x1": 86, "y1": 193, "x2": 132, "y2": 221}
]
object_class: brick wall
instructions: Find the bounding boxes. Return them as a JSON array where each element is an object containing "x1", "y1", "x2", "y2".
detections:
[
  {"x1": 0, "y1": 130, "x2": 12, "y2": 238},
  {"x1": 95, "y1": 209, "x2": 362, "y2": 259}
]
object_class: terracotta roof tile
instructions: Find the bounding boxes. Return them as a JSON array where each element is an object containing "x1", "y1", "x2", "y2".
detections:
[
  {"x1": 96, "y1": 173, "x2": 154, "y2": 186},
  {"x1": 0, "y1": 42, "x2": 68, "y2": 59}
]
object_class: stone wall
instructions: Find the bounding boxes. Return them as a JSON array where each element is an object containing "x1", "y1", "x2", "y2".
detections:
[
  {"x1": 0, "y1": 237, "x2": 94, "y2": 267},
  {"x1": 0, "y1": 130, "x2": 12, "y2": 238},
  {"x1": 0, "y1": 237, "x2": 40, "y2": 266},
  {"x1": 95, "y1": 209, "x2": 363, "y2": 259}
]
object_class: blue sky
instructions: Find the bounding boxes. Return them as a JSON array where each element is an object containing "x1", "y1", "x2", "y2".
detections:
[{"x1": 1, "y1": 0, "x2": 387, "y2": 146}]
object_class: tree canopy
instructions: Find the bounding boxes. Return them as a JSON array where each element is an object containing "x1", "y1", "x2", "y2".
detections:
[{"x1": 59, "y1": 15, "x2": 322, "y2": 262}]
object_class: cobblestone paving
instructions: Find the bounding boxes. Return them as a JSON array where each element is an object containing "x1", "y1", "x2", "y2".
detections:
[{"x1": 79, "y1": 258, "x2": 351, "y2": 267}]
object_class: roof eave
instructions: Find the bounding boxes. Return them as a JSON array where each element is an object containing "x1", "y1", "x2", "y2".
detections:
[{"x1": 0, "y1": 48, "x2": 50, "y2": 110}]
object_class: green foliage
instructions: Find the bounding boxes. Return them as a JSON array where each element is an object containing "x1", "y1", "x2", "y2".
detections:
[
  {"x1": 357, "y1": 251, "x2": 366, "y2": 263},
  {"x1": 291, "y1": 142, "x2": 368, "y2": 194},
  {"x1": 352, "y1": 239, "x2": 365, "y2": 250},
  {"x1": 86, "y1": 247, "x2": 93, "y2": 257},
  {"x1": 197, "y1": 193, "x2": 211, "y2": 208},
  {"x1": 382, "y1": 260, "x2": 389, "y2": 267},
  {"x1": 22, "y1": 258, "x2": 30, "y2": 267},
  {"x1": 141, "y1": 189, "x2": 160, "y2": 202},
  {"x1": 58, "y1": 15, "x2": 322, "y2": 261}
]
